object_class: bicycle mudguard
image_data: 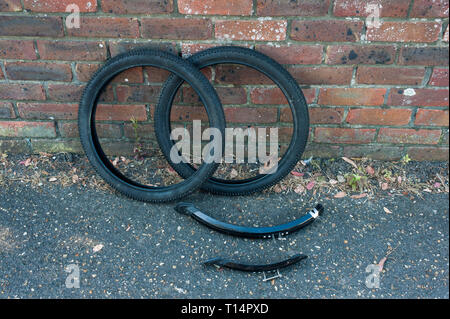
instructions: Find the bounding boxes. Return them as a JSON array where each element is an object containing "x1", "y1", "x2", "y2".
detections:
[
  {"x1": 203, "y1": 254, "x2": 307, "y2": 272},
  {"x1": 175, "y1": 203, "x2": 324, "y2": 239}
]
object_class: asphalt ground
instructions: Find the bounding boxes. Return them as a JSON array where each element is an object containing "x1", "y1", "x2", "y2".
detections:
[{"x1": 0, "y1": 179, "x2": 448, "y2": 299}]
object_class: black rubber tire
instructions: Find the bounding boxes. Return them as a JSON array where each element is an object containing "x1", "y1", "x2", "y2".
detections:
[
  {"x1": 154, "y1": 46, "x2": 309, "y2": 196},
  {"x1": 78, "y1": 48, "x2": 226, "y2": 203}
]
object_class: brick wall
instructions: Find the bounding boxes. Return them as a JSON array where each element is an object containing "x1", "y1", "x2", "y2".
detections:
[{"x1": 0, "y1": 0, "x2": 448, "y2": 161}]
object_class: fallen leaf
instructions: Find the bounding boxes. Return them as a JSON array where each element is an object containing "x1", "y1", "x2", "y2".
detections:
[
  {"x1": 378, "y1": 256, "x2": 387, "y2": 272},
  {"x1": 423, "y1": 188, "x2": 432, "y2": 193},
  {"x1": 294, "y1": 185, "x2": 305, "y2": 194},
  {"x1": 229, "y1": 169, "x2": 238, "y2": 179},
  {"x1": 306, "y1": 181, "x2": 315, "y2": 190},
  {"x1": 397, "y1": 176, "x2": 402, "y2": 184},
  {"x1": 366, "y1": 165, "x2": 375, "y2": 176},
  {"x1": 351, "y1": 193, "x2": 367, "y2": 199},
  {"x1": 383, "y1": 207, "x2": 392, "y2": 214},
  {"x1": 291, "y1": 171, "x2": 304, "y2": 177},
  {"x1": 329, "y1": 179, "x2": 338, "y2": 185},
  {"x1": 48, "y1": 177, "x2": 57, "y2": 182},
  {"x1": 334, "y1": 191, "x2": 347, "y2": 198},
  {"x1": 72, "y1": 175, "x2": 79, "y2": 183},
  {"x1": 20, "y1": 158, "x2": 32, "y2": 167},
  {"x1": 381, "y1": 182, "x2": 389, "y2": 190},
  {"x1": 342, "y1": 157, "x2": 358, "y2": 169},
  {"x1": 273, "y1": 185, "x2": 282, "y2": 193},
  {"x1": 433, "y1": 182, "x2": 441, "y2": 188},
  {"x1": 93, "y1": 244, "x2": 104, "y2": 253}
]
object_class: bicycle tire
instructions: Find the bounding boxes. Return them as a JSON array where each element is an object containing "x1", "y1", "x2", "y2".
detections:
[
  {"x1": 154, "y1": 46, "x2": 309, "y2": 196},
  {"x1": 78, "y1": 48, "x2": 226, "y2": 203}
]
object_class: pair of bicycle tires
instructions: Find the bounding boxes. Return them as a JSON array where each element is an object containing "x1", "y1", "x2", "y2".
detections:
[{"x1": 78, "y1": 46, "x2": 309, "y2": 203}]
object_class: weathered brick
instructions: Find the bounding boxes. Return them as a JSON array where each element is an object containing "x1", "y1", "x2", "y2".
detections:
[
  {"x1": 250, "y1": 87, "x2": 288, "y2": 105},
  {"x1": 366, "y1": 21, "x2": 441, "y2": 43},
  {"x1": 67, "y1": 17, "x2": 140, "y2": 38},
  {"x1": 428, "y1": 68, "x2": 449, "y2": 86},
  {"x1": 59, "y1": 122, "x2": 122, "y2": 138},
  {"x1": 109, "y1": 41, "x2": 177, "y2": 57},
  {"x1": 415, "y1": 109, "x2": 449, "y2": 126},
  {"x1": 0, "y1": 0, "x2": 22, "y2": 11},
  {"x1": 0, "y1": 121, "x2": 56, "y2": 138},
  {"x1": 0, "y1": 68, "x2": 3, "y2": 80},
  {"x1": 179, "y1": 0, "x2": 252, "y2": 15},
  {"x1": 291, "y1": 20, "x2": 364, "y2": 42},
  {"x1": 144, "y1": 66, "x2": 172, "y2": 83},
  {"x1": 0, "y1": 40, "x2": 37, "y2": 60},
  {"x1": 314, "y1": 127, "x2": 376, "y2": 144},
  {"x1": 346, "y1": 108, "x2": 412, "y2": 126},
  {"x1": 31, "y1": 139, "x2": 83, "y2": 154},
  {"x1": 0, "y1": 84, "x2": 45, "y2": 100},
  {"x1": 47, "y1": 84, "x2": 85, "y2": 102},
  {"x1": 17, "y1": 103, "x2": 78, "y2": 120},
  {"x1": 318, "y1": 88, "x2": 387, "y2": 106},
  {"x1": 303, "y1": 143, "x2": 341, "y2": 159},
  {"x1": 0, "y1": 102, "x2": 15, "y2": 119},
  {"x1": 333, "y1": 0, "x2": 410, "y2": 17},
  {"x1": 116, "y1": 85, "x2": 162, "y2": 103},
  {"x1": 410, "y1": 0, "x2": 449, "y2": 18},
  {"x1": 37, "y1": 40, "x2": 107, "y2": 61},
  {"x1": 343, "y1": 145, "x2": 404, "y2": 160},
  {"x1": 378, "y1": 128, "x2": 441, "y2": 144},
  {"x1": 141, "y1": 18, "x2": 212, "y2": 40},
  {"x1": 356, "y1": 66, "x2": 425, "y2": 85},
  {"x1": 288, "y1": 66, "x2": 353, "y2": 85},
  {"x1": 124, "y1": 123, "x2": 154, "y2": 139},
  {"x1": 0, "y1": 140, "x2": 32, "y2": 154},
  {"x1": 388, "y1": 88, "x2": 449, "y2": 107},
  {"x1": 102, "y1": 0, "x2": 173, "y2": 14},
  {"x1": 257, "y1": 0, "x2": 330, "y2": 16},
  {"x1": 215, "y1": 20, "x2": 287, "y2": 41},
  {"x1": 183, "y1": 87, "x2": 247, "y2": 105},
  {"x1": 5, "y1": 62, "x2": 72, "y2": 82},
  {"x1": 326, "y1": 45, "x2": 396, "y2": 65},
  {"x1": 0, "y1": 16, "x2": 63, "y2": 37},
  {"x1": 281, "y1": 107, "x2": 344, "y2": 124},
  {"x1": 215, "y1": 65, "x2": 273, "y2": 85},
  {"x1": 256, "y1": 45, "x2": 323, "y2": 65},
  {"x1": 399, "y1": 47, "x2": 449, "y2": 66},
  {"x1": 170, "y1": 105, "x2": 208, "y2": 122},
  {"x1": 444, "y1": 25, "x2": 449, "y2": 42},
  {"x1": 96, "y1": 104, "x2": 147, "y2": 121},
  {"x1": 407, "y1": 147, "x2": 449, "y2": 161},
  {"x1": 23, "y1": 0, "x2": 97, "y2": 12},
  {"x1": 225, "y1": 107, "x2": 278, "y2": 124}
]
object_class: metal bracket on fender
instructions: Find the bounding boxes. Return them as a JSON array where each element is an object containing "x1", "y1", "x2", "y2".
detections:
[
  {"x1": 175, "y1": 203, "x2": 324, "y2": 239},
  {"x1": 203, "y1": 254, "x2": 307, "y2": 272}
]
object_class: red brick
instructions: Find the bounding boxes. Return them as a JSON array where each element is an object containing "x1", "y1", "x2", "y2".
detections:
[
  {"x1": 319, "y1": 88, "x2": 387, "y2": 106},
  {"x1": 388, "y1": 88, "x2": 449, "y2": 107},
  {"x1": 0, "y1": 69, "x2": 3, "y2": 80},
  {"x1": 75, "y1": 64, "x2": 100, "y2": 82},
  {"x1": 102, "y1": 0, "x2": 173, "y2": 14},
  {"x1": 181, "y1": 44, "x2": 222, "y2": 58},
  {"x1": 415, "y1": 109, "x2": 449, "y2": 126},
  {"x1": 281, "y1": 107, "x2": 344, "y2": 124},
  {"x1": 17, "y1": 103, "x2": 78, "y2": 120},
  {"x1": 141, "y1": 18, "x2": 212, "y2": 40},
  {"x1": 288, "y1": 66, "x2": 353, "y2": 85},
  {"x1": 326, "y1": 45, "x2": 396, "y2": 65},
  {"x1": 0, "y1": 16, "x2": 63, "y2": 37},
  {"x1": 47, "y1": 84, "x2": 84, "y2": 102},
  {"x1": 407, "y1": 147, "x2": 449, "y2": 161},
  {"x1": 0, "y1": 40, "x2": 37, "y2": 60},
  {"x1": 215, "y1": 20, "x2": 287, "y2": 41},
  {"x1": 0, "y1": 102, "x2": 15, "y2": 119},
  {"x1": 123, "y1": 123, "x2": 154, "y2": 139},
  {"x1": 257, "y1": 0, "x2": 330, "y2": 16},
  {"x1": 333, "y1": 0, "x2": 410, "y2": 17},
  {"x1": 116, "y1": 85, "x2": 162, "y2": 103},
  {"x1": 356, "y1": 66, "x2": 425, "y2": 85},
  {"x1": 291, "y1": 20, "x2": 364, "y2": 42},
  {"x1": 256, "y1": 45, "x2": 323, "y2": 65},
  {"x1": 112, "y1": 67, "x2": 144, "y2": 84},
  {"x1": 170, "y1": 105, "x2": 207, "y2": 122},
  {"x1": 144, "y1": 67, "x2": 172, "y2": 83},
  {"x1": 251, "y1": 87, "x2": 288, "y2": 105},
  {"x1": 366, "y1": 21, "x2": 441, "y2": 43},
  {"x1": 0, "y1": 121, "x2": 56, "y2": 138},
  {"x1": 410, "y1": 0, "x2": 449, "y2": 18},
  {"x1": 399, "y1": 47, "x2": 449, "y2": 66},
  {"x1": 346, "y1": 108, "x2": 412, "y2": 126},
  {"x1": 96, "y1": 104, "x2": 147, "y2": 121},
  {"x1": 0, "y1": 84, "x2": 45, "y2": 101},
  {"x1": 215, "y1": 65, "x2": 272, "y2": 85},
  {"x1": 183, "y1": 87, "x2": 247, "y2": 105},
  {"x1": 59, "y1": 122, "x2": 121, "y2": 138},
  {"x1": 378, "y1": 128, "x2": 441, "y2": 144},
  {"x1": 5, "y1": 62, "x2": 72, "y2": 82},
  {"x1": 109, "y1": 41, "x2": 177, "y2": 57},
  {"x1": 67, "y1": 17, "x2": 139, "y2": 38},
  {"x1": 428, "y1": 68, "x2": 449, "y2": 86},
  {"x1": 23, "y1": 0, "x2": 97, "y2": 12},
  {"x1": 0, "y1": 0, "x2": 22, "y2": 11},
  {"x1": 179, "y1": 0, "x2": 252, "y2": 15},
  {"x1": 444, "y1": 26, "x2": 449, "y2": 42},
  {"x1": 314, "y1": 127, "x2": 376, "y2": 144},
  {"x1": 225, "y1": 107, "x2": 278, "y2": 124},
  {"x1": 37, "y1": 40, "x2": 107, "y2": 61}
]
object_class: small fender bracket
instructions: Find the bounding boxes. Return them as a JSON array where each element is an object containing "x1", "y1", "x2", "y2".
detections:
[
  {"x1": 203, "y1": 254, "x2": 307, "y2": 272},
  {"x1": 175, "y1": 203, "x2": 324, "y2": 239}
]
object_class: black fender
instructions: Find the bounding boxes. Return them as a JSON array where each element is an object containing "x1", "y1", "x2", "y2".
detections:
[{"x1": 175, "y1": 203, "x2": 323, "y2": 239}]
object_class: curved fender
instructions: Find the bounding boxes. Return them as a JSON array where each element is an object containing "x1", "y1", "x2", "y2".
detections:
[{"x1": 175, "y1": 203, "x2": 324, "y2": 239}]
